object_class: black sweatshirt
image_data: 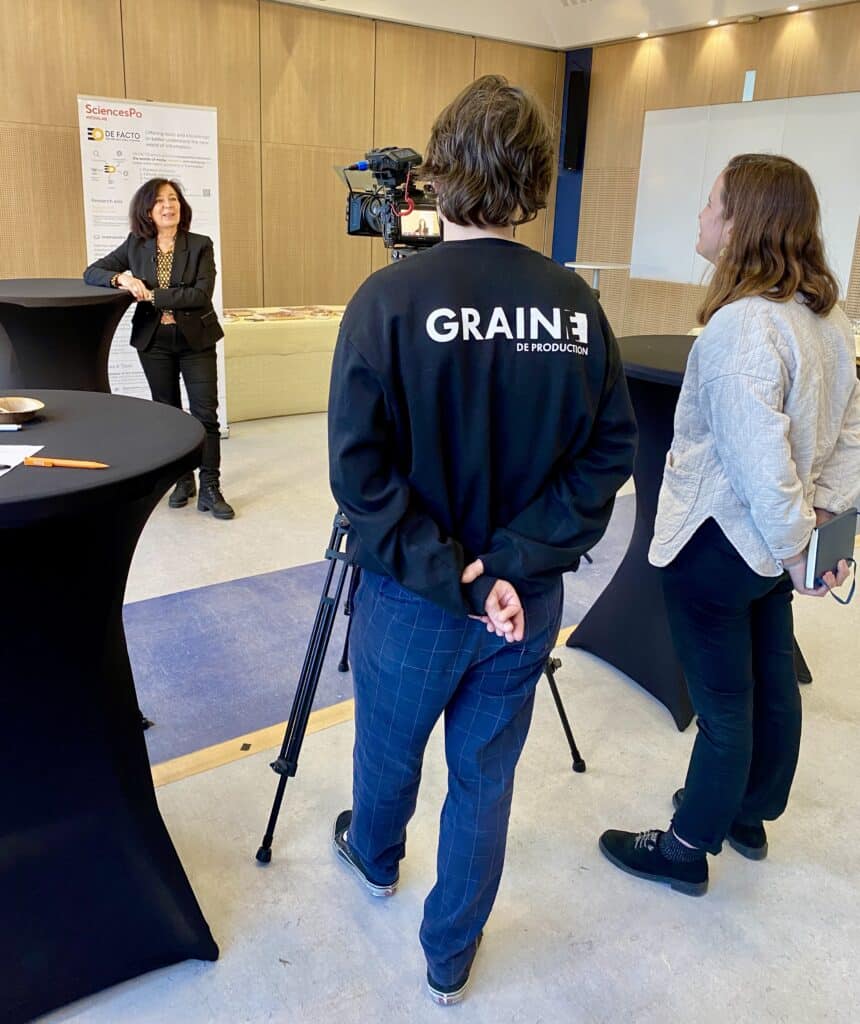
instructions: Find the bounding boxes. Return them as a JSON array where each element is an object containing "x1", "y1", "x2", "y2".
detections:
[{"x1": 328, "y1": 237, "x2": 638, "y2": 618}]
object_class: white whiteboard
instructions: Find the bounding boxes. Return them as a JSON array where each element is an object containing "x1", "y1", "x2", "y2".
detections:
[{"x1": 630, "y1": 92, "x2": 860, "y2": 296}]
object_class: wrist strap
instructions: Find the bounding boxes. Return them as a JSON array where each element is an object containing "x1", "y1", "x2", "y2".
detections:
[{"x1": 830, "y1": 558, "x2": 856, "y2": 606}]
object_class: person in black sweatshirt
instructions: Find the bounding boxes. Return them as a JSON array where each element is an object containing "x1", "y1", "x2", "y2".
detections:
[{"x1": 328, "y1": 75, "x2": 637, "y2": 1005}]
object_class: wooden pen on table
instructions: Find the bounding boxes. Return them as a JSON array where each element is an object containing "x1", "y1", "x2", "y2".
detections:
[{"x1": 23, "y1": 457, "x2": 109, "y2": 469}]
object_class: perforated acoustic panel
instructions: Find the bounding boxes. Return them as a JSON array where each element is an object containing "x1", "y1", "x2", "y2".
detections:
[
  {"x1": 845, "y1": 218, "x2": 860, "y2": 319},
  {"x1": 591, "y1": 268, "x2": 629, "y2": 337},
  {"x1": 576, "y1": 168, "x2": 639, "y2": 265},
  {"x1": 622, "y1": 278, "x2": 709, "y2": 337}
]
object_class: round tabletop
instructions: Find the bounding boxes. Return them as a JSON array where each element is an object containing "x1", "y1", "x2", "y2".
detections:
[
  {"x1": 0, "y1": 390, "x2": 204, "y2": 525},
  {"x1": 0, "y1": 279, "x2": 128, "y2": 308},
  {"x1": 617, "y1": 334, "x2": 695, "y2": 386}
]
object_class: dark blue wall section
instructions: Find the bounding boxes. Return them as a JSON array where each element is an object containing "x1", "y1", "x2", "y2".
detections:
[{"x1": 551, "y1": 48, "x2": 592, "y2": 265}]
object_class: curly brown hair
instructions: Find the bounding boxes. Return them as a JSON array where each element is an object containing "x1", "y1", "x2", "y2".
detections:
[
  {"x1": 698, "y1": 153, "x2": 839, "y2": 325},
  {"x1": 128, "y1": 178, "x2": 193, "y2": 239},
  {"x1": 420, "y1": 75, "x2": 554, "y2": 228}
]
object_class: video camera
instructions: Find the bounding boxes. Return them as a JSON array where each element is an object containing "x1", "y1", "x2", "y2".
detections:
[{"x1": 341, "y1": 147, "x2": 442, "y2": 254}]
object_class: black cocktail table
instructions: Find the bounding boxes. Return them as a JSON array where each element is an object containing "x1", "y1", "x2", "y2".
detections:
[
  {"x1": 0, "y1": 278, "x2": 132, "y2": 392},
  {"x1": 0, "y1": 390, "x2": 216, "y2": 1024},
  {"x1": 567, "y1": 335, "x2": 812, "y2": 730}
]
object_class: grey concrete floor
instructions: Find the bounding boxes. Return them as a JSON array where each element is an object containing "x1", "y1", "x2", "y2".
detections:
[{"x1": 44, "y1": 413, "x2": 860, "y2": 1024}]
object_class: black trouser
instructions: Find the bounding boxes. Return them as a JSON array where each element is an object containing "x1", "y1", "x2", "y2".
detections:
[
  {"x1": 138, "y1": 324, "x2": 221, "y2": 486},
  {"x1": 662, "y1": 518, "x2": 800, "y2": 855}
]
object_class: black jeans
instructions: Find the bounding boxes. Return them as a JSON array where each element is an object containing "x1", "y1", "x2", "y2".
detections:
[
  {"x1": 663, "y1": 518, "x2": 800, "y2": 855},
  {"x1": 138, "y1": 324, "x2": 221, "y2": 486}
]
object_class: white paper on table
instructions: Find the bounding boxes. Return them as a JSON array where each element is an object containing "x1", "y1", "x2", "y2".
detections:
[{"x1": 0, "y1": 445, "x2": 44, "y2": 478}]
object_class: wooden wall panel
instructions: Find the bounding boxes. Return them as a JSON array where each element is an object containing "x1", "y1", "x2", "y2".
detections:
[
  {"x1": 262, "y1": 143, "x2": 372, "y2": 305},
  {"x1": 123, "y1": 0, "x2": 260, "y2": 141},
  {"x1": 645, "y1": 29, "x2": 719, "y2": 111},
  {"x1": 370, "y1": 238, "x2": 389, "y2": 275},
  {"x1": 583, "y1": 41, "x2": 649, "y2": 170},
  {"x1": 709, "y1": 18, "x2": 797, "y2": 104},
  {"x1": 789, "y1": 5, "x2": 860, "y2": 97},
  {"x1": 576, "y1": 168, "x2": 638, "y2": 264},
  {"x1": 261, "y1": 3, "x2": 374, "y2": 150},
  {"x1": 474, "y1": 39, "x2": 558, "y2": 117},
  {"x1": 514, "y1": 211, "x2": 548, "y2": 254},
  {"x1": 0, "y1": 124, "x2": 86, "y2": 278},
  {"x1": 0, "y1": 0, "x2": 124, "y2": 126},
  {"x1": 374, "y1": 23, "x2": 475, "y2": 154},
  {"x1": 218, "y1": 140, "x2": 263, "y2": 307}
]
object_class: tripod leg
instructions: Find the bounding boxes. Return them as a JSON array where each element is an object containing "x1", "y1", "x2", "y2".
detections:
[
  {"x1": 256, "y1": 514, "x2": 353, "y2": 864},
  {"x1": 544, "y1": 657, "x2": 586, "y2": 773},
  {"x1": 338, "y1": 566, "x2": 361, "y2": 673}
]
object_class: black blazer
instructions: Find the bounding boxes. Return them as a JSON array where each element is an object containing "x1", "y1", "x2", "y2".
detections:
[{"x1": 84, "y1": 231, "x2": 224, "y2": 352}]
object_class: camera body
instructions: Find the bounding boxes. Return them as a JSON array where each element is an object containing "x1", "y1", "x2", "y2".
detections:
[{"x1": 344, "y1": 146, "x2": 442, "y2": 252}]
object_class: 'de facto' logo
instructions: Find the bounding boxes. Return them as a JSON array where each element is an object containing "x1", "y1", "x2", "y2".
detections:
[{"x1": 87, "y1": 127, "x2": 104, "y2": 141}]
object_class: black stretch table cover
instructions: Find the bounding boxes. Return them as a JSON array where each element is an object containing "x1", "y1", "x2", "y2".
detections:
[
  {"x1": 0, "y1": 279, "x2": 132, "y2": 393},
  {"x1": 0, "y1": 390, "x2": 216, "y2": 1024},
  {"x1": 567, "y1": 336, "x2": 695, "y2": 729},
  {"x1": 567, "y1": 335, "x2": 811, "y2": 730}
]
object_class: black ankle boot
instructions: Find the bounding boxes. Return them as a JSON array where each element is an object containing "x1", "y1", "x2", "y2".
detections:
[
  {"x1": 672, "y1": 788, "x2": 768, "y2": 860},
  {"x1": 198, "y1": 482, "x2": 235, "y2": 520},
  {"x1": 168, "y1": 472, "x2": 197, "y2": 508}
]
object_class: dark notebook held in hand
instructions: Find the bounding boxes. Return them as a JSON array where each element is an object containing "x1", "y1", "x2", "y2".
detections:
[{"x1": 805, "y1": 508, "x2": 858, "y2": 589}]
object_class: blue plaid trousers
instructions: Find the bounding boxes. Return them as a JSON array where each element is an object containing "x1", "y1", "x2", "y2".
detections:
[{"x1": 347, "y1": 570, "x2": 563, "y2": 985}]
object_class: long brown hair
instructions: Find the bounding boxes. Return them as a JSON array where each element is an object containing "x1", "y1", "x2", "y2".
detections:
[
  {"x1": 698, "y1": 153, "x2": 839, "y2": 325},
  {"x1": 420, "y1": 75, "x2": 554, "y2": 228},
  {"x1": 128, "y1": 178, "x2": 193, "y2": 239}
]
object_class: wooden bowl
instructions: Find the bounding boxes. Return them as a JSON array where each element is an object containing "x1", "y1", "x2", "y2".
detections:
[{"x1": 0, "y1": 397, "x2": 45, "y2": 424}]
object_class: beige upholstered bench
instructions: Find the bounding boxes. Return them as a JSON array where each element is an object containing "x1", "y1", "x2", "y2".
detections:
[{"x1": 223, "y1": 306, "x2": 345, "y2": 422}]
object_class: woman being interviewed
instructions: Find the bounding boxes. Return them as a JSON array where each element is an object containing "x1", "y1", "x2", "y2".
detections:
[
  {"x1": 600, "y1": 154, "x2": 859, "y2": 894},
  {"x1": 84, "y1": 178, "x2": 234, "y2": 519}
]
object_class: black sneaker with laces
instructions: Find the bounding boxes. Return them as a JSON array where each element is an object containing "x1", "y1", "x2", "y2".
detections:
[
  {"x1": 168, "y1": 472, "x2": 197, "y2": 508},
  {"x1": 426, "y1": 933, "x2": 483, "y2": 1007},
  {"x1": 598, "y1": 828, "x2": 709, "y2": 896},
  {"x1": 197, "y1": 482, "x2": 235, "y2": 520},
  {"x1": 672, "y1": 788, "x2": 768, "y2": 860},
  {"x1": 331, "y1": 809, "x2": 398, "y2": 897}
]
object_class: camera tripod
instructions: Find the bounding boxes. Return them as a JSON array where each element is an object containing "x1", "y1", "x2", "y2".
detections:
[{"x1": 255, "y1": 511, "x2": 585, "y2": 865}]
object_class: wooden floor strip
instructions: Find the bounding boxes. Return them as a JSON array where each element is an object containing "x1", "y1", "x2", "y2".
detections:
[
  {"x1": 556, "y1": 623, "x2": 577, "y2": 647},
  {"x1": 152, "y1": 699, "x2": 355, "y2": 788},
  {"x1": 153, "y1": 622, "x2": 580, "y2": 787}
]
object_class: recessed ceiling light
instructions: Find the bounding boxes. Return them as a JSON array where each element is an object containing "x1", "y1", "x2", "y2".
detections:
[
  {"x1": 707, "y1": 18, "x2": 719, "y2": 26},
  {"x1": 637, "y1": 31, "x2": 649, "y2": 38},
  {"x1": 786, "y1": 4, "x2": 799, "y2": 10}
]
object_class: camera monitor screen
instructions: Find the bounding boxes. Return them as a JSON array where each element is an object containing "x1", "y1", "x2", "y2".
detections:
[{"x1": 399, "y1": 207, "x2": 441, "y2": 242}]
